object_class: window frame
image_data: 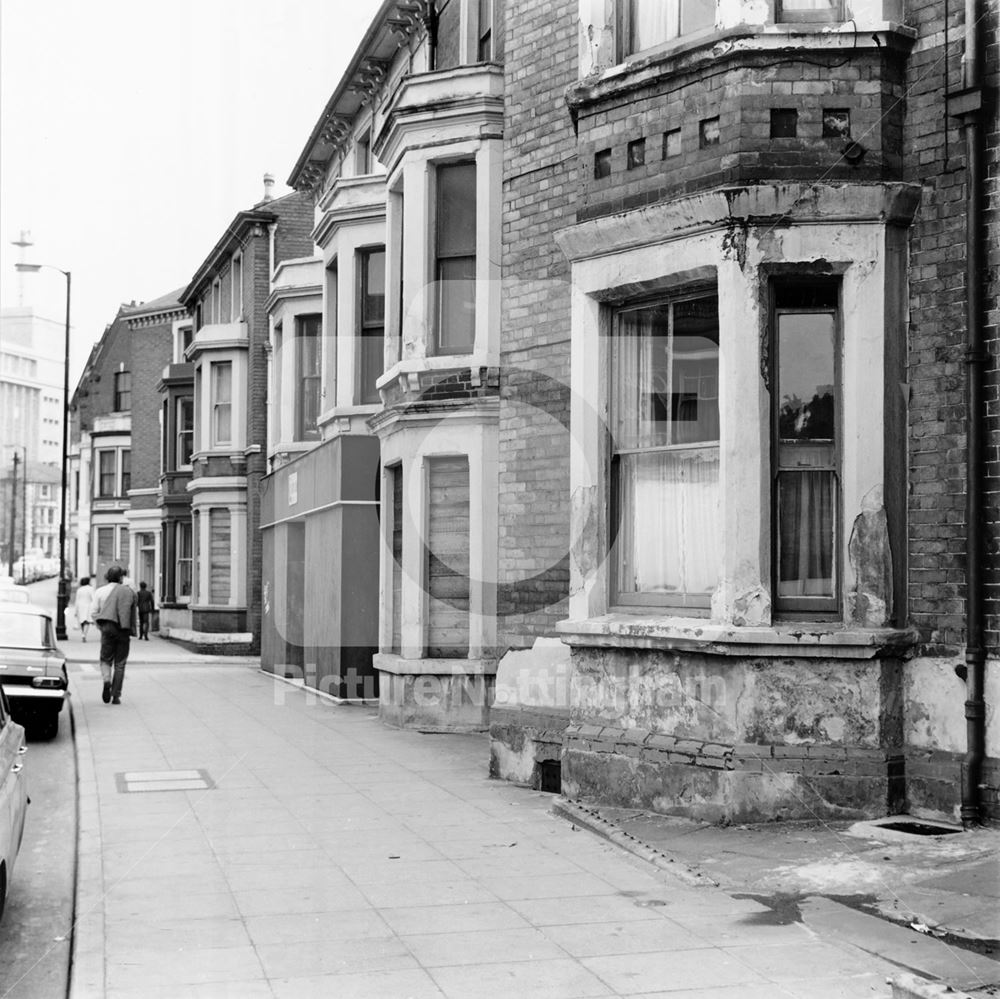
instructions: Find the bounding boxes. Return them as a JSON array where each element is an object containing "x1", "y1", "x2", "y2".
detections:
[
  {"x1": 617, "y1": 0, "x2": 717, "y2": 59},
  {"x1": 175, "y1": 520, "x2": 192, "y2": 604},
  {"x1": 113, "y1": 370, "x2": 131, "y2": 412},
  {"x1": 769, "y1": 278, "x2": 843, "y2": 618},
  {"x1": 97, "y1": 450, "x2": 117, "y2": 498},
  {"x1": 433, "y1": 160, "x2": 477, "y2": 356},
  {"x1": 775, "y1": 0, "x2": 845, "y2": 23},
  {"x1": 295, "y1": 315, "x2": 322, "y2": 441},
  {"x1": 231, "y1": 253, "x2": 243, "y2": 320},
  {"x1": 211, "y1": 361, "x2": 233, "y2": 447},
  {"x1": 358, "y1": 246, "x2": 386, "y2": 405},
  {"x1": 355, "y1": 129, "x2": 373, "y2": 175},
  {"x1": 176, "y1": 396, "x2": 194, "y2": 468},
  {"x1": 477, "y1": 0, "x2": 495, "y2": 60},
  {"x1": 609, "y1": 287, "x2": 721, "y2": 613}
]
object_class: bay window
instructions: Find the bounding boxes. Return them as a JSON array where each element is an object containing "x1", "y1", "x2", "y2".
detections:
[
  {"x1": 611, "y1": 293, "x2": 721, "y2": 609},
  {"x1": 772, "y1": 281, "x2": 840, "y2": 614},
  {"x1": 435, "y1": 162, "x2": 477, "y2": 354}
]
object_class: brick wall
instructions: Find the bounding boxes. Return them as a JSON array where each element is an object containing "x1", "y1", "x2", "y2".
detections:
[
  {"x1": 904, "y1": 0, "x2": 1000, "y2": 654},
  {"x1": 498, "y1": 0, "x2": 578, "y2": 650},
  {"x1": 572, "y1": 46, "x2": 906, "y2": 222},
  {"x1": 76, "y1": 314, "x2": 130, "y2": 433},
  {"x1": 271, "y1": 191, "x2": 316, "y2": 267},
  {"x1": 128, "y1": 315, "x2": 176, "y2": 508}
]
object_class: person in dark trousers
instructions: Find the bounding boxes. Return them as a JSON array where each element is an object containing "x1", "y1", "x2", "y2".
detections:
[
  {"x1": 137, "y1": 582, "x2": 155, "y2": 640},
  {"x1": 92, "y1": 566, "x2": 137, "y2": 705}
]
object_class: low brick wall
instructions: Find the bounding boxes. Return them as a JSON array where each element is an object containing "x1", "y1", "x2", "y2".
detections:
[{"x1": 563, "y1": 722, "x2": 904, "y2": 823}]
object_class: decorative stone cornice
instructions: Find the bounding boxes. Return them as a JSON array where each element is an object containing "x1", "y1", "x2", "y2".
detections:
[
  {"x1": 387, "y1": 1, "x2": 432, "y2": 41},
  {"x1": 349, "y1": 57, "x2": 392, "y2": 100},
  {"x1": 127, "y1": 307, "x2": 188, "y2": 330}
]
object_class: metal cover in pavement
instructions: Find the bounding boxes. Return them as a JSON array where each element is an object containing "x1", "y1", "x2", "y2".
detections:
[{"x1": 115, "y1": 769, "x2": 214, "y2": 793}]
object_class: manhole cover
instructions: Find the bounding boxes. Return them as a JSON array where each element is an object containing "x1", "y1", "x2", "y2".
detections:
[{"x1": 116, "y1": 769, "x2": 214, "y2": 793}]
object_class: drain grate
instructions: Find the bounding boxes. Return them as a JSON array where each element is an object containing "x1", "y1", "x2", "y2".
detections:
[
  {"x1": 116, "y1": 769, "x2": 214, "y2": 793},
  {"x1": 878, "y1": 820, "x2": 961, "y2": 837}
]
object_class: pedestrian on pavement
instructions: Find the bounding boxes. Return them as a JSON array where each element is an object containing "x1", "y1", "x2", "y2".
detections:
[
  {"x1": 136, "y1": 582, "x2": 155, "y2": 640},
  {"x1": 92, "y1": 566, "x2": 138, "y2": 705},
  {"x1": 73, "y1": 576, "x2": 95, "y2": 642}
]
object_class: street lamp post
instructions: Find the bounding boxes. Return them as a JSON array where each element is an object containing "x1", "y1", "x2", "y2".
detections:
[{"x1": 15, "y1": 262, "x2": 72, "y2": 640}]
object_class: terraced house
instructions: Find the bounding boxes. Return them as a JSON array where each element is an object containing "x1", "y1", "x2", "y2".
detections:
[
  {"x1": 264, "y1": 0, "x2": 997, "y2": 825},
  {"x1": 174, "y1": 180, "x2": 313, "y2": 654},
  {"x1": 264, "y1": 0, "x2": 505, "y2": 719}
]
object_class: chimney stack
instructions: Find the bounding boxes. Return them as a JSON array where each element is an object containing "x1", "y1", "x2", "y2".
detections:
[{"x1": 262, "y1": 173, "x2": 275, "y2": 203}]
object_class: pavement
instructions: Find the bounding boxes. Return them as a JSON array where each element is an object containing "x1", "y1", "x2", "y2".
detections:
[{"x1": 53, "y1": 632, "x2": 1000, "y2": 998}]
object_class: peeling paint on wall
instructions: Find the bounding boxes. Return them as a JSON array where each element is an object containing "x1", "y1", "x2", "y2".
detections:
[
  {"x1": 848, "y1": 485, "x2": 893, "y2": 627},
  {"x1": 570, "y1": 483, "x2": 600, "y2": 583}
]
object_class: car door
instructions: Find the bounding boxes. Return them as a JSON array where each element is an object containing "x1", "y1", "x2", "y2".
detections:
[{"x1": 0, "y1": 686, "x2": 28, "y2": 900}]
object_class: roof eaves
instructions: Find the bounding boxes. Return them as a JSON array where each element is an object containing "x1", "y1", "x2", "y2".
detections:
[
  {"x1": 287, "y1": 0, "x2": 420, "y2": 191},
  {"x1": 181, "y1": 208, "x2": 277, "y2": 306}
]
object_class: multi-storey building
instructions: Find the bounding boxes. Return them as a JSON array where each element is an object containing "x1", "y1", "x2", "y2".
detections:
[
  {"x1": 121, "y1": 291, "x2": 187, "y2": 609},
  {"x1": 258, "y1": 0, "x2": 999, "y2": 823},
  {"x1": 70, "y1": 309, "x2": 136, "y2": 584},
  {"x1": 277, "y1": 0, "x2": 505, "y2": 722},
  {"x1": 488, "y1": 0, "x2": 999, "y2": 824},
  {"x1": 177, "y1": 181, "x2": 313, "y2": 653},
  {"x1": 0, "y1": 308, "x2": 66, "y2": 470},
  {"x1": 1, "y1": 306, "x2": 68, "y2": 571},
  {"x1": 156, "y1": 311, "x2": 196, "y2": 634}
]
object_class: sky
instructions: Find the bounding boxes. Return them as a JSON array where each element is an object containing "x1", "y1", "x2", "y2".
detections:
[{"x1": 0, "y1": 0, "x2": 384, "y2": 384}]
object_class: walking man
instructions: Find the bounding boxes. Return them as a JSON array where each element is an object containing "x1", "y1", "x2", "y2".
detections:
[
  {"x1": 137, "y1": 582, "x2": 155, "y2": 640},
  {"x1": 92, "y1": 566, "x2": 137, "y2": 705}
]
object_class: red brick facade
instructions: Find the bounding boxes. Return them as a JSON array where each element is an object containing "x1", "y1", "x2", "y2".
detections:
[{"x1": 498, "y1": 0, "x2": 578, "y2": 649}]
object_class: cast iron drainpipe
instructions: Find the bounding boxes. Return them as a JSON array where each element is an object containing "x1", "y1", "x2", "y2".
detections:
[{"x1": 949, "y1": 0, "x2": 986, "y2": 827}]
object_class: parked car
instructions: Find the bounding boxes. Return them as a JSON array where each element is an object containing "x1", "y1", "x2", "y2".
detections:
[
  {"x1": 0, "y1": 604, "x2": 68, "y2": 739},
  {"x1": 0, "y1": 581, "x2": 30, "y2": 604},
  {"x1": 0, "y1": 686, "x2": 28, "y2": 921}
]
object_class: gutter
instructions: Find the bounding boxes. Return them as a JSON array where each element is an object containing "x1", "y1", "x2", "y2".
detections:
[{"x1": 947, "y1": 0, "x2": 987, "y2": 826}]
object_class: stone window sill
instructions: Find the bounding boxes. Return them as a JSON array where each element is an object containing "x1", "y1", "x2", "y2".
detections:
[{"x1": 556, "y1": 614, "x2": 917, "y2": 659}]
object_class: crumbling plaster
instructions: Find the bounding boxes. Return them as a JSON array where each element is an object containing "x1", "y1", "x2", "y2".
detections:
[{"x1": 570, "y1": 647, "x2": 892, "y2": 746}]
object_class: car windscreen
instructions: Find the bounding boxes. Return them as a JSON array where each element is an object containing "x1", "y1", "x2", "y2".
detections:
[{"x1": 0, "y1": 613, "x2": 50, "y2": 649}]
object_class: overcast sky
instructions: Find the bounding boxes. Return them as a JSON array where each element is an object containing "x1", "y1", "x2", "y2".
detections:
[{"x1": 1, "y1": 0, "x2": 383, "y2": 382}]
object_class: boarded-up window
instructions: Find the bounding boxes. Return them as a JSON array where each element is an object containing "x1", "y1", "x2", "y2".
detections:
[
  {"x1": 209, "y1": 508, "x2": 231, "y2": 604},
  {"x1": 425, "y1": 457, "x2": 469, "y2": 658},
  {"x1": 391, "y1": 465, "x2": 403, "y2": 654}
]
